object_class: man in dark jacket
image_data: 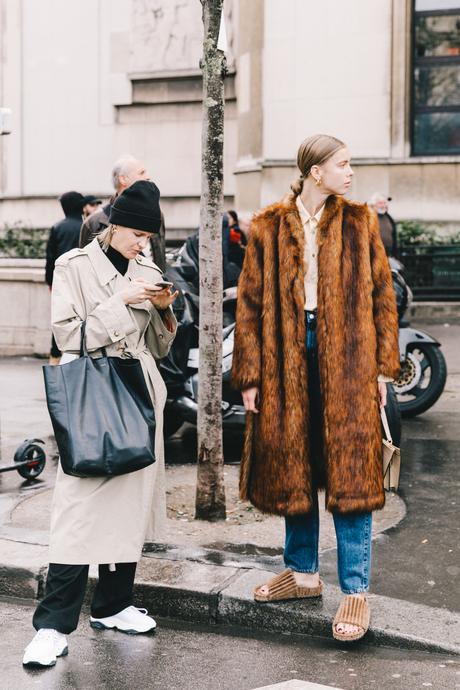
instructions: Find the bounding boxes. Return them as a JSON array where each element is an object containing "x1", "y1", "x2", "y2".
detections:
[
  {"x1": 368, "y1": 192, "x2": 398, "y2": 258},
  {"x1": 45, "y1": 191, "x2": 85, "y2": 363},
  {"x1": 45, "y1": 191, "x2": 85, "y2": 286},
  {"x1": 79, "y1": 154, "x2": 166, "y2": 271}
]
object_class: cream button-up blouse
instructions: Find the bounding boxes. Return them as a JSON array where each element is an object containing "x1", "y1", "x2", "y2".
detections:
[{"x1": 296, "y1": 195, "x2": 324, "y2": 311}]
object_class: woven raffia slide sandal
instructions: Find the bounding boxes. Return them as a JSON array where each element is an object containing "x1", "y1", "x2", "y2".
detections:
[
  {"x1": 254, "y1": 568, "x2": 323, "y2": 602},
  {"x1": 332, "y1": 595, "x2": 370, "y2": 641}
]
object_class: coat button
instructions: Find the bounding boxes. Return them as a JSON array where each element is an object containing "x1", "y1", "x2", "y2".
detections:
[
  {"x1": 113, "y1": 330, "x2": 120, "y2": 337},
  {"x1": 159, "y1": 333, "x2": 164, "y2": 339}
]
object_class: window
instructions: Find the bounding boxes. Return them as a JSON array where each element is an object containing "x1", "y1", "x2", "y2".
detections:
[{"x1": 412, "y1": 1, "x2": 460, "y2": 155}]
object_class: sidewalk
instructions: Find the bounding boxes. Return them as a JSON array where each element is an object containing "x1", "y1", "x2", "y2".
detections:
[{"x1": 0, "y1": 321, "x2": 459, "y2": 655}]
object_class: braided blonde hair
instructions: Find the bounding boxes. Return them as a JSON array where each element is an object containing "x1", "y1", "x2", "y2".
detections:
[{"x1": 290, "y1": 134, "x2": 346, "y2": 198}]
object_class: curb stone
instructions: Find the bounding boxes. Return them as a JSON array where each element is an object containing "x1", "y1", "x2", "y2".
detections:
[{"x1": 1, "y1": 549, "x2": 458, "y2": 655}]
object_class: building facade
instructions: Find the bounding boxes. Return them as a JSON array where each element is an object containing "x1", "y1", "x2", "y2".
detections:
[{"x1": 0, "y1": 0, "x2": 458, "y2": 239}]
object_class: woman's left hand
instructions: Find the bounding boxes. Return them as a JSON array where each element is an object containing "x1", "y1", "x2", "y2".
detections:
[
  {"x1": 148, "y1": 286, "x2": 179, "y2": 311},
  {"x1": 132, "y1": 279, "x2": 179, "y2": 310},
  {"x1": 378, "y1": 380, "x2": 387, "y2": 408}
]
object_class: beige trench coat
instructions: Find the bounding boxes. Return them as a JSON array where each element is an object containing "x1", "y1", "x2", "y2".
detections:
[{"x1": 48, "y1": 238, "x2": 177, "y2": 565}]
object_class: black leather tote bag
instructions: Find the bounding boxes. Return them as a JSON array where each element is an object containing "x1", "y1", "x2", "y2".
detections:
[{"x1": 43, "y1": 323, "x2": 156, "y2": 478}]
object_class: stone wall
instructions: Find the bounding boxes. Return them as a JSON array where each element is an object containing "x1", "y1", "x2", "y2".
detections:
[{"x1": 0, "y1": 259, "x2": 50, "y2": 356}]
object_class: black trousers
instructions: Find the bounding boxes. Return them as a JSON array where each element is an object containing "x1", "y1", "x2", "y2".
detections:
[
  {"x1": 50, "y1": 334, "x2": 61, "y2": 359},
  {"x1": 33, "y1": 562, "x2": 137, "y2": 635}
]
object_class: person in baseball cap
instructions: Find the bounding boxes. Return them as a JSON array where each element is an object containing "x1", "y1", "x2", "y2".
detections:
[{"x1": 82, "y1": 195, "x2": 103, "y2": 219}]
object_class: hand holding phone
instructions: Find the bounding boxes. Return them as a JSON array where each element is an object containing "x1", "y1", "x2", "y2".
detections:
[{"x1": 153, "y1": 281, "x2": 174, "y2": 290}]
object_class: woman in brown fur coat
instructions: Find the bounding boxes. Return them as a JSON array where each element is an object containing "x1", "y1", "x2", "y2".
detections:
[{"x1": 231, "y1": 134, "x2": 400, "y2": 641}]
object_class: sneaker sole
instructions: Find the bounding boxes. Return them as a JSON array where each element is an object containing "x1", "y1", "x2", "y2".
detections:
[
  {"x1": 23, "y1": 646, "x2": 68, "y2": 667},
  {"x1": 90, "y1": 621, "x2": 156, "y2": 635}
]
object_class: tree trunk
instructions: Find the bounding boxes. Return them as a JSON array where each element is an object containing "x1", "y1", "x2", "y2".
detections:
[{"x1": 195, "y1": 0, "x2": 226, "y2": 521}]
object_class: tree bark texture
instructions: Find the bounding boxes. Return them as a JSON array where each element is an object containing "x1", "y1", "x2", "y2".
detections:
[{"x1": 195, "y1": 0, "x2": 226, "y2": 521}]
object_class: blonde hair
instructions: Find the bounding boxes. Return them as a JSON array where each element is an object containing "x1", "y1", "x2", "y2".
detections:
[
  {"x1": 99, "y1": 224, "x2": 116, "y2": 252},
  {"x1": 290, "y1": 134, "x2": 346, "y2": 197}
]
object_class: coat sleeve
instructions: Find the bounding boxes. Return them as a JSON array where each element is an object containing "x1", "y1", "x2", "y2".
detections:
[
  {"x1": 144, "y1": 306, "x2": 177, "y2": 360},
  {"x1": 231, "y1": 218, "x2": 264, "y2": 391},
  {"x1": 369, "y1": 210, "x2": 400, "y2": 380},
  {"x1": 51, "y1": 260, "x2": 138, "y2": 354}
]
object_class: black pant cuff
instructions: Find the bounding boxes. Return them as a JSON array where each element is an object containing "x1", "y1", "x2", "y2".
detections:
[{"x1": 90, "y1": 597, "x2": 134, "y2": 620}]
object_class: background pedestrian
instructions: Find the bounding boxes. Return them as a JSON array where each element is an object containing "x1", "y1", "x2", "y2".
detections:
[
  {"x1": 79, "y1": 154, "x2": 167, "y2": 271},
  {"x1": 82, "y1": 194, "x2": 102, "y2": 219},
  {"x1": 368, "y1": 192, "x2": 398, "y2": 258},
  {"x1": 45, "y1": 191, "x2": 85, "y2": 364}
]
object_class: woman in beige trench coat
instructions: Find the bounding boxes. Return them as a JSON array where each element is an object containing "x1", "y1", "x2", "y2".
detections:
[{"x1": 23, "y1": 180, "x2": 178, "y2": 669}]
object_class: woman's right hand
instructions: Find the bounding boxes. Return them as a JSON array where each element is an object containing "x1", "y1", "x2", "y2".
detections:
[
  {"x1": 242, "y1": 387, "x2": 260, "y2": 414},
  {"x1": 119, "y1": 279, "x2": 155, "y2": 305}
]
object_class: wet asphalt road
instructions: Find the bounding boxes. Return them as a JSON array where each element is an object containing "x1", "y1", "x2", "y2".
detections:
[{"x1": 2, "y1": 599, "x2": 459, "y2": 690}]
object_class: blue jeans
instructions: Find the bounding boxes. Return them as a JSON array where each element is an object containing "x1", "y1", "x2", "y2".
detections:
[{"x1": 284, "y1": 311, "x2": 372, "y2": 594}]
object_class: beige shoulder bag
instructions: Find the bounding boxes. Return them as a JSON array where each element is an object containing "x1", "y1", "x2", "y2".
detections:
[{"x1": 381, "y1": 407, "x2": 401, "y2": 491}]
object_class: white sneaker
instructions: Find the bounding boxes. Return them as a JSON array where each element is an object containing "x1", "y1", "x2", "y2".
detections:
[
  {"x1": 90, "y1": 606, "x2": 157, "y2": 635},
  {"x1": 23, "y1": 628, "x2": 68, "y2": 667}
]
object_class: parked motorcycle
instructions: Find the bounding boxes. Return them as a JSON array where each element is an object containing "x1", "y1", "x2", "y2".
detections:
[
  {"x1": 161, "y1": 234, "x2": 401, "y2": 448},
  {"x1": 391, "y1": 257, "x2": 447, "y2": 417}
]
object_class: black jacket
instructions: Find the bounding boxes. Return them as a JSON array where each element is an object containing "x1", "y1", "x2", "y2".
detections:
[
  {"x1": 79, "y1": 203, "x2": 111, "y2": 249},
  {"x1": 377, "y1": 212, "x2": 398, "y2": 257},
  {"x1": 45, "y1": 193, "x2": 84, "y2": 286}
]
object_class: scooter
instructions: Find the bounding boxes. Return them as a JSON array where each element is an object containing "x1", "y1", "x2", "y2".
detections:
[
  {"x1": 0, "y1": 439, "x2": 46, "y2": 480},
  {"x1": 391, "y1": 257, "x2": 447, "y2": 417}
]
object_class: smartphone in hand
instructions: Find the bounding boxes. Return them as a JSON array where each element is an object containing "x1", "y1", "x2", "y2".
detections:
[{"x1": 153, "y1": 281, "x2": 174, "y2": 290}]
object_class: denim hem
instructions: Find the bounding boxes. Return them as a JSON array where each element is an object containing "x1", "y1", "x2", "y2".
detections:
[
  {"x1": 340, "y1": 588, "x2": 369, "y2": 595},
  {"x1": 287, "y1": 569, "x2": 319, "y2": 574}
]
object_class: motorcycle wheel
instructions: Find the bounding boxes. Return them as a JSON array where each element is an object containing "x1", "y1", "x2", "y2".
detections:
[
  {"x1": 14, "y1": 443, "x2": 46, "y2": 480},
  {"x1": 393, "y1": 343, "x2": 447, "y2": 418}
]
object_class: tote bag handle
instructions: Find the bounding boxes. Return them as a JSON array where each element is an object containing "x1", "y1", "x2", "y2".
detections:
[
  {"x1": 79, "y1": 321, "x2": 107, "y2": 358},
  {"x1": 380, "y1": 406, "x2": 393, "y2": 445}
]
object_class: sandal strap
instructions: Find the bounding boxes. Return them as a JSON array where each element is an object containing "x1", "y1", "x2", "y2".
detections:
[
  {"x1": 333, "y1": 595, "x2": 369, "y2": 628},
  {"x1": 261, "y1": 569, "x2": 297, "y2": 598}
]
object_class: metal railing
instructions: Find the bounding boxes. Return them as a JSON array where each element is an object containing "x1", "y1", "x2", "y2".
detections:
[{"x1": 399, "y1": 244, "x2": 460, "y2": 301}]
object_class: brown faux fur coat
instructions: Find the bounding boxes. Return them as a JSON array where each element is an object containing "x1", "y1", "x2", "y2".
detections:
[{"x1": 231, "y1": 194, "x2": 400, "y2": 516}]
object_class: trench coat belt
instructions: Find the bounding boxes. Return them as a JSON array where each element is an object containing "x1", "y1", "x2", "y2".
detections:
[{"x1": 121, "y1": 347, "x2": 150, "y2": 358}]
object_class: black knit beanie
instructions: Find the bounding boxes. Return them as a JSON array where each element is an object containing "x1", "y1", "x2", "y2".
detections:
[{"x1": 109, "y1": 180, "x2": 161, "y2": 233}]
